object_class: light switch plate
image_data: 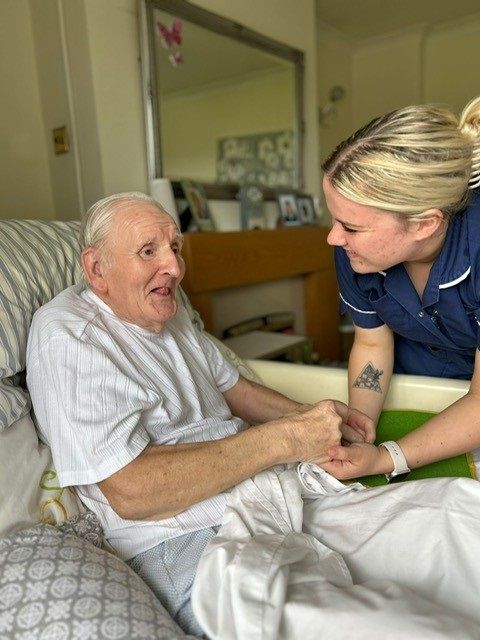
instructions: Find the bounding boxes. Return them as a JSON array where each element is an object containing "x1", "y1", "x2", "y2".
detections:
[{"x1": 53, "y1": 126, "x2": 69, "y2": 154}]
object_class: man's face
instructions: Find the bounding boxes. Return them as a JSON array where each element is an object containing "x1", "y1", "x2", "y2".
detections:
[{"x1": 98, "y1": 203, "x2": 185, "y2": 332}]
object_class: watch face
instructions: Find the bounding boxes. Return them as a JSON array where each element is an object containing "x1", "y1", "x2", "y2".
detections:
[{"x1": 388, "y1": 472, "x2": 410, "y2": 483}]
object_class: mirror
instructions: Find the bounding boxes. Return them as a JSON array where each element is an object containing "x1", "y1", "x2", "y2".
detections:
[{"x1": 140, "y1": 0, "x2": 304, "y2": 190}]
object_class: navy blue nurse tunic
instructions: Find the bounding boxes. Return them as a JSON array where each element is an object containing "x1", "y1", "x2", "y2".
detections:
[{"x1": 334, "y1": 190, "x2": 480, "y2": 380}]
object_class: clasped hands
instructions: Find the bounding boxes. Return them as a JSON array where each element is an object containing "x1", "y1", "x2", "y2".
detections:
[{"x1": 290, "y1": 400, "x2": 386, "y2": 480}]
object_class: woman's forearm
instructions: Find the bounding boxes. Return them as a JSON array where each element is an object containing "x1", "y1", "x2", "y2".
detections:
[
  {"x1": 321, "y1": 390, "x2": 480, "y2": 481},
  {"x1": 398, "y1": 392, "x2": 480, "y2": 469},
  {"x1": 399, "y1": 349, "x2": 480, "y2": 469},
  {"x1": 348, "y1": 325, "x2": 394, "y2": 425}
]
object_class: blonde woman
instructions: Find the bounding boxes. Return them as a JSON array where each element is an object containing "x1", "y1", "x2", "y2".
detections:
[{"x1": 321, "y1": 97, "x2": 480, "y2": 481}]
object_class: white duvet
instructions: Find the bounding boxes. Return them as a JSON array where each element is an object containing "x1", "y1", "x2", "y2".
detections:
[{"x1": 192, "y1": 465, "x2": 480, "y2": 639}]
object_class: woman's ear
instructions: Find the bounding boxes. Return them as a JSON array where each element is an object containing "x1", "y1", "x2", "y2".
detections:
[
  {"x1": 415, "y1": 209, "x2": 446, "y2": 239},
  {"x1": 81, "y1": 247, "x2": 108, "y2": 294}
]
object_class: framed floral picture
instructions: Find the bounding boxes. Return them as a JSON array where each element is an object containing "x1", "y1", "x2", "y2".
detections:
[
  {"x1": 217, "y1": 130, "x2": 294, "y2": 187},
  {"x1": 181, "y1": 180, "x2": 216, "y2": 232}
]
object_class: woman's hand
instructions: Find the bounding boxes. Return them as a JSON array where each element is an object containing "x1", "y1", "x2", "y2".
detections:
[
  {"x1": 331, "y1": 401, "x2": 376, "y2": 444},
  {"x1": 319, "y1": 442, "x2": 393, "y2": 479}
]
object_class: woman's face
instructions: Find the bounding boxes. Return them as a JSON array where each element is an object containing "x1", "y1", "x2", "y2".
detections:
[{"x1": 323, "y1": 176, "x2": 422, "y2": 274}]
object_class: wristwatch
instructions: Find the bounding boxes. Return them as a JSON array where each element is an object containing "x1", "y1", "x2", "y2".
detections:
[{"x1": 379, "y1": 440, "x2": 411, "y2": 482}]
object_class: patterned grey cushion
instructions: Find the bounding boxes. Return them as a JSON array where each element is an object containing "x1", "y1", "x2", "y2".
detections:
[
  {"x1": 0, "y1": 220, "x2": 82, "y2": 431},
  {"x1": 0, "y1": 515, "x2": 197, "y2": 639}
]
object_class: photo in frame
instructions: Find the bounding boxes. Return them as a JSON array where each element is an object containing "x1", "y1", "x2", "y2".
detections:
[
  {"x1": 277, "y1": 193, "x2": 301, "y2": 227},
  {"x1": 181, "y1": 180, "x2": 216, "y2": 231},
  {"x1": 239, "y1": 184, "x2": 265, "y2": 230},
  {"x1": 297, "y1": 195, "x2": 317, "y2": 225}
]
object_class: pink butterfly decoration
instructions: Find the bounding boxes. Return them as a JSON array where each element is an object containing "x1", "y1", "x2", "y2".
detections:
[{"x1": 156, "y1": 19, "x2": 182, "y2": 49}]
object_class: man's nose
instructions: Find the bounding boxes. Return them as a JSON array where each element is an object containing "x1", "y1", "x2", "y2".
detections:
[
  {"x1": 160, "y1": 250, "x2": 182, "y2": 276},
  {"x1": 326, "y1": 221, "x2": 345, "y2": 246}
]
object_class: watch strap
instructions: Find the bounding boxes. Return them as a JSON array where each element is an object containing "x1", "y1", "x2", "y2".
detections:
[{"x1": 379, "y1": 440, "x2": 410, "y2": 481}]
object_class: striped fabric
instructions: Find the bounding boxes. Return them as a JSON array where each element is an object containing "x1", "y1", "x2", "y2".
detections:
[
  {"x1": 0, "y1": 220, "x2": 82, "y2": 431},
  {"x1": 0, "y1": 218, "x2": 259, "y2": 432}
]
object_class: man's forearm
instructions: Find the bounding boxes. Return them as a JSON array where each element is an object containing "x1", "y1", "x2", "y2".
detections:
[
  {"x1": 100, "y1": 423, "x2": 285, "y2": 521},
  {"x1": 99, "y1": 401, "x2": 342, "y2": 521},
  {"x1": 223, "y1": 375, "x2": 305, "y2": 425}
]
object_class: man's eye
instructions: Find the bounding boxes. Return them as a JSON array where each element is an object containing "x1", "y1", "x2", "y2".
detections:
[{"x1": 342, "y1": 224, "x2": 357, "y2": 233}]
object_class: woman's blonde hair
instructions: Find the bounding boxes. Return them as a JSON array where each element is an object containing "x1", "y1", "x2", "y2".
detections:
[{"x1": 322, "y1": 97, "x2": 480, "y2": 220}]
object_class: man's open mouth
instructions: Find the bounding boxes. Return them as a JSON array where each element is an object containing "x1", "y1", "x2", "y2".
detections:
[{"x1": 151, "y1": 286, "x2": 172, "y2": 296}]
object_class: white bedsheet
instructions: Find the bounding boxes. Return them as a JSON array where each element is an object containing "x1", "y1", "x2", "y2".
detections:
[{"x1": 192, "y1": 465, "x2": 480, "y2": 639}]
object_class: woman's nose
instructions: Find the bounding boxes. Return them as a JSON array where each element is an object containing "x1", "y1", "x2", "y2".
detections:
[{"x1": 327, "y1": 221, "x2": 345, "y2": 246}]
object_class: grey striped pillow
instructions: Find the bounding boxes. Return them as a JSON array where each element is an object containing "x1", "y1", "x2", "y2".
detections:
[{"x1": 0, "y1": 220, "x2": 82, "y2": 431}]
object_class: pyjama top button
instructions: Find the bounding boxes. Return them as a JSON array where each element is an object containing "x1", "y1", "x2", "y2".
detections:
[{"x1": 418, "y1": 311, "x2": 425, "y2": 318}]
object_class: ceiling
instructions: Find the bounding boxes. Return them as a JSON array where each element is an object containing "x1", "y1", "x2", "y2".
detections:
[{"x1": 316, "y1": 0, "x2": 480, "y2": 41}]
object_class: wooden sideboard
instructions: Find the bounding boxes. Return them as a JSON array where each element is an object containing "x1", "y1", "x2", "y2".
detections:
[{"x1": 181, "y1": 226, "x2": 342, "y2": 361}]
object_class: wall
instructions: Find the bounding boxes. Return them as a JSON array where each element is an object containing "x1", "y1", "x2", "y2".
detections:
[
  {"x1": 62, "y1": 0, "x2": 104, "y2": 212},
  {"x1": 0, "y1": 0, "x2": 54, "y2": 219},
  {"x1": 424, "y1": 18, "x2": 480, "y2": 110},
  {"x1": 29, "y1": 0, "x2": 82, "y2": 220},
  {"x1": 161, "y1": 68, "x2": 294, "y2": 181},
  {"x1": 1, "y1": 0, "x2": 321, "y2": 337},
  {"x1": 352, "y1": 28, "x2": 423, "y2": 129},
  {"x1": 72, "y1": 0, "x2": 148, "y2": 204},
  {"x1": 316, "y1": 13, "x2": 480, "y2": 180},
  {"x1": 316, "y1": 24, "x2": 353, "y2": 165}
]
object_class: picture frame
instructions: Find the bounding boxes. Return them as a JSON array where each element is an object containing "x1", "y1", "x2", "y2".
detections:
[
  {"x1": 297, "y1": 194, "x2": 318, "y2": 225},
  {"x1": 181, "y1": 180, "x2": 216, "y2": 231},
  {"x1": 277, "y1": 193, "x2": 301, "y2": 227},
  {"x1": 239, "y1": 184, "x2": 265, "y2": 230}
]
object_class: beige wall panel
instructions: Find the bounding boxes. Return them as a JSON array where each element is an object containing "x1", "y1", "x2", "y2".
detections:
[{"x1": 0, "y1": 0, "x2": 54, "y2": 220}]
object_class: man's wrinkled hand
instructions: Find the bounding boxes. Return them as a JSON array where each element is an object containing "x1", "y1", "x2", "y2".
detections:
[{"x1": 286, "y1": 400, "x2": 342, "y2": 464}]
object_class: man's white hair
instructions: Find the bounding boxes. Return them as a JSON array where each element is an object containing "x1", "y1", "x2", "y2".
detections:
[{"x1": 80, "y1": 191, "x2": 163, "y2": 251}]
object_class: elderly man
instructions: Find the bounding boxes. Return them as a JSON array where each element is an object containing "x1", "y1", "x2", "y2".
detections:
[{"x1": 26, "y1": 192, "x2": 372, "y2": 636}]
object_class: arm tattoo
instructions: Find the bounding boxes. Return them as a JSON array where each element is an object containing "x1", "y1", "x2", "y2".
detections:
[{"x1": 352, "y1": 362, "x2": 383, "y2": 393}]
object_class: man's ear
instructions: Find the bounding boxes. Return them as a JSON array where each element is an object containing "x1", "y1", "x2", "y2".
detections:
[
  {"x1": 81, "y1": 247, "x2": 108, "y2": 294},
  {"x1": 415, "y1": 208, "x2": 446, "y2": 239}
]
